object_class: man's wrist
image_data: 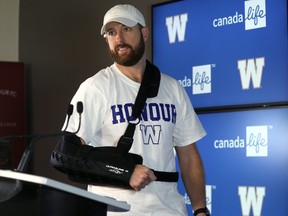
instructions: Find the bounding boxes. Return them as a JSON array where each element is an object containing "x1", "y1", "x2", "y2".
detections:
[{"x1": 194, "y1": 207, "x2": 210, "y2": 216}]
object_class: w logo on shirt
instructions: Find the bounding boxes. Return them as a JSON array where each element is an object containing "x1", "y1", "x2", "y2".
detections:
[{"x1": 140, "y1": 125, "x2": 162, "y2": 145}]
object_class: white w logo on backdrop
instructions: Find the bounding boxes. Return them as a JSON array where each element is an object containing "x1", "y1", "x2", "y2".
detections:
[
  {"x1": 238, "y1": 186, "x2": 266, "y2": 216},
  {"x1": 166, "y1": 14, "x2": 188, "y2": 43},
  {"x1": 238, "y1": 57, "x2": 265, "y2": 89}
]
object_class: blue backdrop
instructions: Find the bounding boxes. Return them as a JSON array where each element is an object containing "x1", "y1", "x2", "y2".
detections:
[
  {"x1": 176, "y1": 107, "x2": 288, "y2": 215},
  {"x1": 152, "y1": 0, "x2": 288, "y2": 109},
  {"x1": 152, "y1": 0, "x2": 288, "y2": 215}
]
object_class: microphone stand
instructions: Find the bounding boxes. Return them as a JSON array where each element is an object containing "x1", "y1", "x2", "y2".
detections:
[
  {"x1": 0, "y1": 103, "x2": 79, "y2": 202},
  {"x1": 15, "y1": 132, "x2": 68, "y2": 173}
]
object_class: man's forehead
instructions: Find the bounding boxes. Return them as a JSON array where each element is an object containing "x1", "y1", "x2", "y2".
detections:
[{"x1": 105, "y1": 21, "x2": 126, "y2": 29}]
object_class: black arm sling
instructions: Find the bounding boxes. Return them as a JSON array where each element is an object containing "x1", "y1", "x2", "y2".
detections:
[{"x1": 50, "y1": 61, "x2": 178, "y2": 189}]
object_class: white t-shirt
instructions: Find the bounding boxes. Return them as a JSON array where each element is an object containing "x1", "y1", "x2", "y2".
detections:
[{"x1": 65, "y1": 63, "x2": 206, "y2": 216}]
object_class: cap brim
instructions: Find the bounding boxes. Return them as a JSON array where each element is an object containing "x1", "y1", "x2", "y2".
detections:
[{"x1": 101, "y1": 17, "x2": 138, "y2": 35}]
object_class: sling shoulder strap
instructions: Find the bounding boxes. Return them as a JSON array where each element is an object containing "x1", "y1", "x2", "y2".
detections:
[
  {"x1": 116, "y1": 60, "x2": 179, "y2": 183},
  {"x1": 116, "y1": 60, "x2": 161, "y2": 154}
]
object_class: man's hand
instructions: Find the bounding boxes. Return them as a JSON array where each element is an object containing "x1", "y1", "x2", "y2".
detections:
[{"x1": 129, "y1": 165, "x2": 157, "y2": 191}]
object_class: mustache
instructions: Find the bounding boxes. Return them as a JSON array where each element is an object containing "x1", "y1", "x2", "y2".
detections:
[{"x1": 115, "y1": 43, "x2": 132, "y2": 50}]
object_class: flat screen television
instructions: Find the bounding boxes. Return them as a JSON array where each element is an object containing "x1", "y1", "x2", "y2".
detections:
[
  {"x1": 176, "y1": 106, "x2": 288, "y2": 215},
  {"x1": 152, "y1": 0, "x2": 288, "y2": 110}
]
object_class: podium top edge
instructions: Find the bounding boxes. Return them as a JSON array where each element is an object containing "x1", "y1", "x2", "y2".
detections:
[{"x1": 0, "y1": 169, "x2": 130, "y2": 211}]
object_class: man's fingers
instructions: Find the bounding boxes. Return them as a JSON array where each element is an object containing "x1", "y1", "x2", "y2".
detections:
[
  {"x1": 148, "y1": 169, "x2": 157, "y2": 181},
  {"x1": 129, "y1": 165, "x2": 157, "y2": 191}
]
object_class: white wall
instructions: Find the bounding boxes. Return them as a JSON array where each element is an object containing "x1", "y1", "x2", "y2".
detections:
[{"x1": 0, "y1": 0, "x2": 19, "y2": 61}]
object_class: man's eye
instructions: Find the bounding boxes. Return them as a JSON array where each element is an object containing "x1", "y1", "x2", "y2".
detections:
[
  {"x1": 123, "y1": 27, "x2": 131, "y2": 32},
  {"x1": 107, "y1": 31, "x2": 116, "y2": 36}
]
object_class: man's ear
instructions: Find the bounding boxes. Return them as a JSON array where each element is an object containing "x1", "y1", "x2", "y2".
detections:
[{"x1": 141, "y1": 27, "x2": 149, "y2": 42}]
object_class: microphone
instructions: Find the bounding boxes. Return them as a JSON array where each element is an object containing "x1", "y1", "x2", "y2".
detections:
[
  {"x1": 0, "y1": 102, "x2": 83, "y2": 202},
  {"x1": 74, "y1": 101, "x2": 83, "y2": 134},
  {"x1": 63, "y1": 104, "x2": 74, "y2": 131},
  {"x1": 16, "y1": 101, "x2": 83, "y2": 173}
]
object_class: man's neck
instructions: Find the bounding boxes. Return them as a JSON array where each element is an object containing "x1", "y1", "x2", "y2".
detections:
[{"x1": 115, "y1": 57, "x2": 146, "y2": 83}]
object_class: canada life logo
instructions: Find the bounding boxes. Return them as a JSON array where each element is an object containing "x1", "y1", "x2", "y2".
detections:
[
  {"x1": 212, "y1": 0, "x2": 266, "y2": 30},
  {"x1": 192, "y1": 65, "x2": 212, "y2": 95},
  {"x1": 246, "y1": 125, "x2": 268, "y2": 157},
  {"x1": 213, "y1": 125, "x2": 268, "y2": 157},
  {"x1": 244, "y1": 0, "x2": 266, "y2": 30},
  {"x1": 176, "y1": 64, "x2": 212, "y2": 95}
]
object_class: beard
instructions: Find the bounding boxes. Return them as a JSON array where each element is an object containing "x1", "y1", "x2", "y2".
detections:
[{"x1": 109, "y1": 34, "x2": 145, "y2": 67}]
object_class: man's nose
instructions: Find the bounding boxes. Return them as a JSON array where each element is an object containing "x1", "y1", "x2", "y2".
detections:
[{"x1": 115, "y1": 30, "x2": 125, "y2": 43}]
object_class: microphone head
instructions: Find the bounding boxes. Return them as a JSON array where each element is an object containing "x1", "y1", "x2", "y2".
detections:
[
  {"x1": 77, "y1": 102, "x2": 83, "y2": 114},
  {"x1": 67, "y1": 104, "x2": 74, "y2": 116}
]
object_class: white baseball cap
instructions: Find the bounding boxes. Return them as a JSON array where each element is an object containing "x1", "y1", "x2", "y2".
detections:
[{"x1": 100, "y1": 4, "x2": 146, "y2": 35}]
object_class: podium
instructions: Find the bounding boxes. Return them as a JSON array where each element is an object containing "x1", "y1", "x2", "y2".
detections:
[{"x1": 0, "y1": 169, "x2": 130, "y2": 216}]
